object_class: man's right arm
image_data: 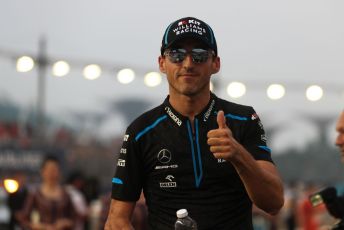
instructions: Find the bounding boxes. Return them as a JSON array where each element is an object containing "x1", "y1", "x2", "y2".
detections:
[{"x1": 105, "y1": 199, "x2": 136, "y2": 230}]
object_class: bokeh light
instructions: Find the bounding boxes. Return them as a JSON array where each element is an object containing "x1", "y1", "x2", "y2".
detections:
[
  {"x1": 4, "y1": 179, "x2": 19, "y2": 193},
  {"x1": 306, "y1": 85, "x2": 323, "y2": 101},
  {"x1": 117, "y1": 68, "x2": 135, "y2": 84},
  {"x1": 52, "y1": 61, "x2": 70, "y2": 77},
  {"x1": 144, "y1": 72, "x2": 162, "y2": 87},
  {"x1": 83, "y1": 64, "x2": 101, "y2": 80},
  {"x1": 267, "y1": 84, "x2": 286, "y2": 100},
  {"x1": 227, "y1": 82, "x2": 246, "y2": 98},
  {"x1": 16, "y1": 56, "x2": 34, "y2": 72}
]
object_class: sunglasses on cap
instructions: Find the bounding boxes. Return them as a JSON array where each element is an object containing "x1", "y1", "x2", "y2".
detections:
[{"x1": 164, "y1": 48, "x2": 215, "y2": 64}]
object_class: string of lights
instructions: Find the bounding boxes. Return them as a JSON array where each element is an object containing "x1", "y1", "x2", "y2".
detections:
[{"x1": 1, "y1": 45, "x2": 343, "y2": 102}]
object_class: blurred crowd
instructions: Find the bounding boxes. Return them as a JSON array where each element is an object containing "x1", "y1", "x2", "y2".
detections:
[
  {"x1": 252, "y1": 181, "x2": 338, "y2": 230},
  {"x1": 0, "y1": 120, "x2": 342, "y2": 230},
  {"x1": 0, "y1": 163, "x2": 148, "y2": 230},
  {"x1": 1, "y1": 173, "x2": 340, "y2": 230},
  {"x1": 0, "y1": 120, "x2": 148, "y2": 230}
]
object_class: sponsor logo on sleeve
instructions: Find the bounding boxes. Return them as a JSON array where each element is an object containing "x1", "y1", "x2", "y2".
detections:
[
  {"x1": 203, "y1": 99, "x2": 215, "y2": 122},
  {"x1": 258, "y1": 120, "x2": 264, "y2": 130},
  {"x1": 251, "y1": 113, "x2": 265, "y2": 130},
  {"x1": 117, "y1": 159, "x2": 126, "y2": 167},
  {"x1": 261, "y1": 134, "x2": 267, "y2": 142},
  {"x1": 251, "y1": 113, "x2": 259, "y2": 120}
]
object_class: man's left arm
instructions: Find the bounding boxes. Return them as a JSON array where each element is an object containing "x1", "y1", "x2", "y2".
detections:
[
  {"x1": 230, "y1": 146, "x2": 284, "y2": 215},
  {"x1": 207, "y1": 110, "x2": 284, "y2": 215}
]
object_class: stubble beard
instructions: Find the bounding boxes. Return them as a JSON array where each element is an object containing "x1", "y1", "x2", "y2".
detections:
[{"x1": 170, "y1": 78, "x2": 210, "y2": 97}]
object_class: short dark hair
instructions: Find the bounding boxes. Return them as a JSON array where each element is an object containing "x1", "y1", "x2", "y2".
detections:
[{"x1": 40, "y1": 155, "x2": 60, "y2": 169}]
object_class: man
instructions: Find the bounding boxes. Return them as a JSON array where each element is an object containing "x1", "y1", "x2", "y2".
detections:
[
  {"x1": 332, "y1": 110, "x2": 344, "y2": 228},
  {"x1": 105, "y1": 16, "x2": 284, "y2": 230},
  {"x1": 336, "y1": 110, "x2": 344, "y2": 162},
  {"x1": 335, "y1": 111, "x2": 344, "y2": 197},
  {"x1": 317, "y1": 111, "x2": 344, "y2": 227}
]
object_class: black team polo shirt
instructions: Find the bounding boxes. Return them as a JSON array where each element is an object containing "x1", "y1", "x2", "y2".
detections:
[{"x1": 111, "y1": 93, "x2": 273, "y2": 230}]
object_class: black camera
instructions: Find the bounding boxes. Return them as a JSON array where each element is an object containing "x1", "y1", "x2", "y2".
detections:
[{"x1": 309, "y1": 187, "x2": 344, "y2": 229}]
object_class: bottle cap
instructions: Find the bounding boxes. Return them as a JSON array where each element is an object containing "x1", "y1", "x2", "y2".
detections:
[{"x1": 176, "y1": 209, "x2": 188, "y2": 218}]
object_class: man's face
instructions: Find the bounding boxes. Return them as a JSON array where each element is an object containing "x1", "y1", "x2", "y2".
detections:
[
  {"x1": 158, "y1": 38, "x2": 220, "y2": 97},
  {"x1": 335, "y1": 111, "x2": 344, "y2": 162}
]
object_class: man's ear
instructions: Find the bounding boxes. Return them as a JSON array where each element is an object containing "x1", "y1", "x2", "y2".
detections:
[
  {"x1": 158, "y1": 56, "x2": 166, "y2": 73},
  {"x1": 211, "y1": 56, "x2": 220, "y2": 74}
]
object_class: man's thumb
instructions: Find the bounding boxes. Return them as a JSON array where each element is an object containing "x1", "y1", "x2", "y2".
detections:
[{"x1": 217, "y1": 110, "x2": 227, "y2": 129}]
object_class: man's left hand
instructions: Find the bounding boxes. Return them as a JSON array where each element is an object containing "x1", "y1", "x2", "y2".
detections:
[{"x1": 207, "y1": 110, "x2": 240, "y2": 161}]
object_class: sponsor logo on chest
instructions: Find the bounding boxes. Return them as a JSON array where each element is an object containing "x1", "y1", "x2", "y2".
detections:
[
  {"x1": 165, "y1": 107, "x2": 182, "y2": 126},
  {"x1": 159, "y1": 175, "x2": 177, "y2": 188},
  {"x1": 218, "y1": 158, "x2": 226, "y2": 163},
  {"x1": 155, "y1": 148, "x2": 178, "y2": 170}
]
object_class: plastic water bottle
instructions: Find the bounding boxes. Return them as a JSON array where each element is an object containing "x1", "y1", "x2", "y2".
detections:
[{"x1": 174, "y1": 209, "x2": 198, "y2": 230}]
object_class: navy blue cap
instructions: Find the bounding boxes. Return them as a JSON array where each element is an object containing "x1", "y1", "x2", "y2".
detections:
[{"x1": 160, "y1": 17, "x2": 217, "y2": 56}]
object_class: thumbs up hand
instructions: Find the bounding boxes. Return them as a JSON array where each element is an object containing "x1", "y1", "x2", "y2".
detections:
[
  {"x1": 207, "y1": 110, "x2": 239, "y2": 161},
  {"x1": 216, "y1": 110, "x2": 228, "y2": 129}
]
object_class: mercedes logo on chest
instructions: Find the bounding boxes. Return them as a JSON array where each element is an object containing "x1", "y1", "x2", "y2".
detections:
[{"x1": 157, "y1": 149, "x2": 172, "y2": 164}]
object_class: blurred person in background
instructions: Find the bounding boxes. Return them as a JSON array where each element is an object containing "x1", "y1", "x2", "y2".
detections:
[
  {"x1": 82, "y1": 177, "x2": 100, "y2": 229},
  {"x1": 335, "y1": 110, "x2": 344, "y2": 195},
  {"x1": 7, "y1": 170, "x2": 29, "y2": 230},
  {"x1": 105, "y1": 16, "x2": 284, "y2": 230},
  {"x1": 332, "y1": 110, "x2": 344, "y2": 226},
  {"x1": 130, "y1": 193, "x2": 148, "y2": 230},
  {"x1": 296, "y1": 182, "x2": 327, "y2": 230},
  {"x1": 98, "y1": 191, "x2": 148, "y2": 230},
  {"x1": 282, "y1": 181, "x2": 299, "y2": 230},
  {"x1": 16, "y1": 155, "x2": 76, "y2": 230},
  {"x1": 308, "y1": 110, "x2": 344, "y2": 230},
  {"x1": 65, "y1": 171, "x2": 88, "y2": 230},
  {"x1": 336, "y1": 110, "x2": 344, "y2": 162}
]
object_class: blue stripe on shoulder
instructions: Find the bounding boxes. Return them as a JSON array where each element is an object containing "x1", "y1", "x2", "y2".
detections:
[
  {"x1": 258, "y1": 145, "x2": 272, "y2": 153},
  {"x1": 135, "y1": 115, "x2": 167, "y2": 141},
  {"x1": 224, "y1": 113, "x2": 248, "y2": 121},
  {"x1": 112, "y1": 177, "x2": 123, "y2": 184}
]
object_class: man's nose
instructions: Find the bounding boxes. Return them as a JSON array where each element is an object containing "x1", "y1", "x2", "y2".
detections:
[
  {"x1": 336, "y1": 134, "x2": 344, "y2": 146},
  {"x1": 182, "y1": 54, "x2": 194, "y2": 68}
]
